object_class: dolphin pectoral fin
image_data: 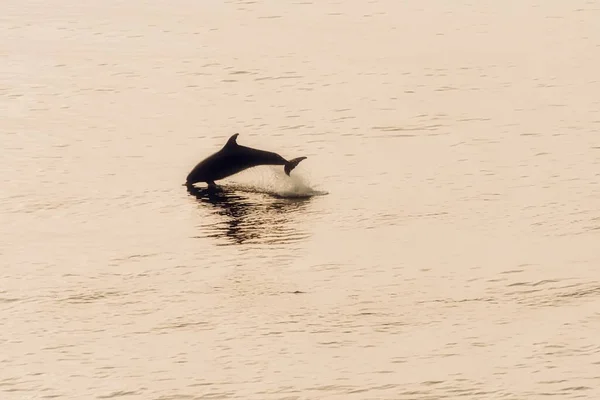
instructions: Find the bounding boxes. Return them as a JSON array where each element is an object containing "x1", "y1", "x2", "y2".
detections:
[
  {"x1": 284, "y1": 157, "x2": 307, "y2": 176},
  {"x1": 206, "y1": 181, "x2": 224, "y2": 192}
]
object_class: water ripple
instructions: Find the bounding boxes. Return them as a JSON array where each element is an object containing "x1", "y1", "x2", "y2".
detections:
[{"x1": 186, "y1": 184, "x2": 317, "y2": 246}]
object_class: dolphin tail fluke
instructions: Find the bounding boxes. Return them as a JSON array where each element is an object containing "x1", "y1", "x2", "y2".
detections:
[{"x1": 284, "y1": 157, "x2": 307, "y2": 176}]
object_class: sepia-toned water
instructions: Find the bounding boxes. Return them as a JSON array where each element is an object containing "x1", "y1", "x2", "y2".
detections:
[{"x1": 2, "y1": 1, "x2": 600, "y2": 399}]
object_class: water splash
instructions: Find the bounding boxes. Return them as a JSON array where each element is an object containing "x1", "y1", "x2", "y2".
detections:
[{"x1": 224, "y1": 166, "x2": 328, "y2": 198}]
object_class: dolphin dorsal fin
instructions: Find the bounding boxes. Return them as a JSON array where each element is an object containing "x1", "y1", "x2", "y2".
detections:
[{"x1": 224, "y1": 133, "x2": 239, "y2": 149}]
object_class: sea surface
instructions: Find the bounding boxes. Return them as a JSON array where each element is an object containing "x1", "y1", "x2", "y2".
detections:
[{"x1": 2, "y1": 1, "x2": 600, "y2": 399}]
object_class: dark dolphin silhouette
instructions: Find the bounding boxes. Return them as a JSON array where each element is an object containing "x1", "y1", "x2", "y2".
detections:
[{"x1": 186, "y1": 134, "x2": 307, "y2": 188}]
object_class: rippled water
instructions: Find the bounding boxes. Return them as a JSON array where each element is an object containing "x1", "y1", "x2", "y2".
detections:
[{"x1": 2, "y1": 0, "x2": 600, "y2": 399}]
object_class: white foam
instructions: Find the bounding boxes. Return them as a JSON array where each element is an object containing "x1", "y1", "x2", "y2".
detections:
[{"x1": 225, "y1": 166, "x2": 327, "y2": 198}]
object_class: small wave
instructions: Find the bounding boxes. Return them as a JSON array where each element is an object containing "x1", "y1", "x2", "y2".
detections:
[{"x1": 186, "y1": 168, "x2": 324, "y2": 246}]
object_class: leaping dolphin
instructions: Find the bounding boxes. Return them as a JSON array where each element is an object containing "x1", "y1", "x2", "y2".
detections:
[{"x1": 185, "y1": 133, "x2": 307, "y2": 188}]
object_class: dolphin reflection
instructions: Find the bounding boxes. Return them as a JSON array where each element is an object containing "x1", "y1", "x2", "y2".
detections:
[{"x1": 186, "y1": 185, "x2": 312, "y2": 245}]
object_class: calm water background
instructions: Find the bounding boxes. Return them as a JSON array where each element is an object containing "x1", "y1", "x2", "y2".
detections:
[{"x1": 2, "y1": 1, "x2": 600, "y2": 399}]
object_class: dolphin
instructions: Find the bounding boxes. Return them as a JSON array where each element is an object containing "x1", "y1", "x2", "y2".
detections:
[{"x1": 185, "y1": 133, "x2": 307, "y2": 188}]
